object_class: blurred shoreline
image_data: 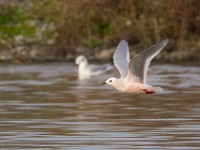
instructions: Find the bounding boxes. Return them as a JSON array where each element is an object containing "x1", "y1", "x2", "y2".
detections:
[{"x1": 0, "y1": 0, "x2": 199, "y2": 64}]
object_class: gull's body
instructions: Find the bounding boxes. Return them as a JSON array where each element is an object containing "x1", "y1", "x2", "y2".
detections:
[
  {"x1": 75, "y1": 55, "x2": 112, "y2": 79},
  {"x1": 104, "y1": 39, "x2": 169, "y2": 94}
]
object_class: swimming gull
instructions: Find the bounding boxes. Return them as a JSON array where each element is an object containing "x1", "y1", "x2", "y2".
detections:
[{"x1": 75, "y1": 55, "x2": 112, "y2": 79}]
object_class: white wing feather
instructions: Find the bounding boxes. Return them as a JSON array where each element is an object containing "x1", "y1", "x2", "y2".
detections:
[{"x1": 113, "y1": 40, "x2": 130, "y2": 78}]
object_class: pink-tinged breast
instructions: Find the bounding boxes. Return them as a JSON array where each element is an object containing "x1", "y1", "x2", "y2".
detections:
[{"x1": 121, "y1": 83, "x2": 146, "y2": 93}]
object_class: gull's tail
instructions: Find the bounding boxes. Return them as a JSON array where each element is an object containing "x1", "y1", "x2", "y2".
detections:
[{"x1": 153, "y1": 87, "x2": 164, "y2": 93}]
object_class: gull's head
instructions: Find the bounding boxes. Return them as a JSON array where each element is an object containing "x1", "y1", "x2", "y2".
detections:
[
  {"x1": 103, "y1": 77, "x2": 118, "y2": 86},
  {"x1": 75, "y1": 55, "x2": 88, "y2": 66}
]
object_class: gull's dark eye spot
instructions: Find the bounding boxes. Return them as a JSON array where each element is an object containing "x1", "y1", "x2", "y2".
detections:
[
  {"x1": 82, "y1": 58, "x2": 85, "y2": 61},
  {"x1": 109, "y1": 80, "x2": 112, "y2": 83}
]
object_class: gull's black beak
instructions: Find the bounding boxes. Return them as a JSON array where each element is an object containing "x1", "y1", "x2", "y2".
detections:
[{"x1": 102, "y1": 81, "x2": 106, "y2": 84}]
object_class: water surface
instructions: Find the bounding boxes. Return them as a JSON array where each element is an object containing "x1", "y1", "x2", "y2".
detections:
[{"x1": 0, "y1": 63, "x2": 200, "y2": 149}]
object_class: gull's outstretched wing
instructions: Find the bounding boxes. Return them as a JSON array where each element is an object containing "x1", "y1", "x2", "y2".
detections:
[
  {"x1": 126, "y1": 39, "x2": 169, "y2": 84},
  {"x1": 113, "y1": 40, "x2": 130, "y2": 78}
]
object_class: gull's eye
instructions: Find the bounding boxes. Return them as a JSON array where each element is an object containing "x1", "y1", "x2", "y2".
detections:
[
  {"x1": 82, "y1": 58, "x2": 85, "y2": 61},
  {"x1": 109, "y1": 80, "x2": 112, "y2": 83}
]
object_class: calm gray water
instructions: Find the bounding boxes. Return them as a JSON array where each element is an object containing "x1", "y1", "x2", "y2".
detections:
[{"x1": 0, "y1": 63, "x2": 200, "y2": 150}]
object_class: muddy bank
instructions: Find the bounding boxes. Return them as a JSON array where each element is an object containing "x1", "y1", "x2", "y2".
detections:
[
  {"x1": 0, "y1": 43, "x2": 199, "y2": 65},
  {"x1": 0, "y1": 1, "x2": 200, "y2": 64}
]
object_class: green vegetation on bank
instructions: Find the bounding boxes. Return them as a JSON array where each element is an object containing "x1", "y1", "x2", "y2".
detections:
[{"x1": 0, "y1": 0, "x2": 200, "y2": 63}]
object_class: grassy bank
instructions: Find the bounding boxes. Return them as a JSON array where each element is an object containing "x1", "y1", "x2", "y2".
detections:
[{"x1": 0, "y1": 0, "x2": 200, "y2": 63}]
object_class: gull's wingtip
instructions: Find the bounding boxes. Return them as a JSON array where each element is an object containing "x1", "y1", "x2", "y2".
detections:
[
  {"x1": 119, "y1": 39, "x2": 127, "y2": 44},
  {"x1": 161, "y1": 38, "x2": 170, "y2": 43},
  {"x1": 155, "y1": 39, "x2": 170, "y2": 48}
]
